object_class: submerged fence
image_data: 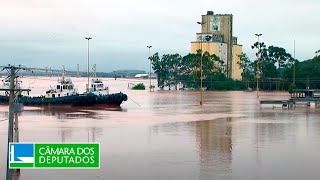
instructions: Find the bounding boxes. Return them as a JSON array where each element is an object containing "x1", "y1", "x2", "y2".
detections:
[{"x1": 153, "y1": 77, "x2": 320, "y2": 91}]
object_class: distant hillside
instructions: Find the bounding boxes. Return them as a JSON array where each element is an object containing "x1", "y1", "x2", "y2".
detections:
[
  {"x1": 0, "y1": 69, "x2": 146, "y2": 78},
  {"x1": 296, "y1": 56, "x2": 320, "y2": 79},
  {"x1": 283, "y1": 55, "x2": 320, "y2": 89}
]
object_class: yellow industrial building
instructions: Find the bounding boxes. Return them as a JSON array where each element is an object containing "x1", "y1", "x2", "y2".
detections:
[{"x1": 191, "y1": 11, "x2": 243, "y2": 80}]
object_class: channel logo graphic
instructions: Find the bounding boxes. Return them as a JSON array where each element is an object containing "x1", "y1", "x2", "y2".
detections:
[
  {"x1": 9, "y1": 143, "x2": 35, "y2": 168},
  {"x1": 9, "y1": 143, "x2": 100, "y2": 169}
]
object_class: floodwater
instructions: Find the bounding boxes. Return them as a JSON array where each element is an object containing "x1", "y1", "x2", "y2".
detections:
[{"x1": 0, "y1": 77, "x2": 320, "y2": 180}]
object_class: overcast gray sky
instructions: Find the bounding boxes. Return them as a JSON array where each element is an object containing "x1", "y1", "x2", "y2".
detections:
[{"x1": 0, "y1": 0, "x2": 319, "y2": 72}]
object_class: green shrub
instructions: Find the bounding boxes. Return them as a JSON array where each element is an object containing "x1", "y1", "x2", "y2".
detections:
[
  {"x1": 288, "y1": 83, "x2": 297, "y2": 93},
  {"x1": 131, "y1": 83, "x2": 146, "y2": 90}
]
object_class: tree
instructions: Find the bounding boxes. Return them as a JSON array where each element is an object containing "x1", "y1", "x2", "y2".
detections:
[
  {"x1": 180, "y1": 52, "x2": 201, "y2": 89},
  {"x1": 268, "y1": 46, "x2": 293, "y2": 69},
  {"x1": 179, "y1": 50, "x2": 224, "y2": 89},
  {"x1": 166, "y1": 54, "x2": 182, "y2": 90},
  {"x1": 237, "y1": 53, "x2": 254, "y2": 89},
  {"x1": 202, "y1": 52, "x2": 224, "y2": 89},
  {"x1": 252, "y1": 41, "x2": 279, "y2": 79},
  {"x1": 282, "y1": 58, "x2": 298, "y2": 80},
  {"x1": 150, "y1": 53, "x2": 183, "y2": 90},
  {"x1": 288, "y1": 56, "x2": 320, "y2": 89},
  {"x1": 150, "y1": 53, "x2": 166, "y2": 90},
  {"x1": 237, "y1": 53, "x2": 254, "y2": 81}
]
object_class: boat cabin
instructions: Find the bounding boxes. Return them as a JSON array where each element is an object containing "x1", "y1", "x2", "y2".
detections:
[
  {"x1": 90, "y1": 78, "x2": 109, "y2": 95},
  {"x1": 46, "y1": 78, "x2": 78, "y2": 98}
]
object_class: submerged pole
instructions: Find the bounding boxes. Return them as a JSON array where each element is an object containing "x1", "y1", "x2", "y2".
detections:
[
  {"x1": 147, "y1": 45, "x2": 152, "y2": 92},
  {"x1": 197, "y1": 21, "x2": 205, "y2": 106},
  {"x1": 255, "y1": 33, "x2": 262, "y2": 98}
]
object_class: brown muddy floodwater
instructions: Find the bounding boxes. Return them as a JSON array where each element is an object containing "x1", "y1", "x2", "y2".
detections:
[{"x1": 1, "y1": 77, "x2": 320, "y2": 180}]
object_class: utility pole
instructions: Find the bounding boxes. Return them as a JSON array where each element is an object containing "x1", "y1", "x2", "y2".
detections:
[
  {"x1": 147, "y1": 45, "x2": 152, "y2": 92},
  {"x1": 0, "y1": 65, "x2": 29, "y2": 180},
  {"x1": 197, "y1": 21, "x2": 205, "y2": 106},
  {"x1": 6, "y1": 67, "x2": 15, "y2": 180},
  {"x1": 13, "y1": 95, "x2": 22, "y2": 177},
  {"x1": 14, "y1": 77, "x2": 21, "y2": 143},
  {"x1": 255, "y1": 33, "x2": 262, "y2": 98},
  {"x1": 293, "y1": 40, "x2": 296, "y2": 84}
]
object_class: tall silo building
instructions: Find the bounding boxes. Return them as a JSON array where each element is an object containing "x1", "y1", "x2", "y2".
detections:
[{"x1": 191, "y1": 11, "x2": 243, "y2": 80}]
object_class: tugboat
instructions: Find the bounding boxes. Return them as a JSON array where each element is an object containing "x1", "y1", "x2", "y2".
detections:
[
  {"x1": 0, "y1": 78, "x2": 10, "y2": 103},
  {"x1": 0, "y1": 77, "x2": 27, "y2": 103},
  {"x1": 90, "y1": 78, "x2": 109, "y2": 96},
  {"x1": 89, "y1": 65, "x2": 109, "y2": 96},
  {"x1": 45, "y1": 75, "x2": 78, "y2": 98},
  {"x1": 0, "y1": 68, "x2": 128, "y2": 107},
  {"x1": 0, "y1": 77, "x2": 25, "y2": 96},
  {"x1": 0, "y1": 78, "x2": 11, "y2": 97}
]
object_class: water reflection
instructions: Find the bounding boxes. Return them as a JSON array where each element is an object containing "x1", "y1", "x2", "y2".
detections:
[
  {"x1": 58, "y1": 127, "x2": 73, "y2": 142},
  {"x1": 57, "y1": 127, "x2": 103, "y2": 142},
  {"x1": 195, "y1": 118, "x2": 232, "y2": 180},
  {"x1": 19, "y1": 106, "x2": 125, "y2": 120},
  {"x1": 86, "y1": 127, "x2": 103, "y2": 142},
  {"x1": 149, "y1": 91, "x2": 239, "y2": 116},
  {"x1": 150, "y1": 118, "x2": 233, "y2": 179},
  {"x1": 148, "y1": 110, "x2": 320, "y2": 180}
]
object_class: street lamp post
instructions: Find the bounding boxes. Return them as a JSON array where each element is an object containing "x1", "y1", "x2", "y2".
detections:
[
  {"x1": 255, "y1": 33, "x2": 262, "y2": 98},
  {"x1": 147, "y1": 45, "x2": 152, "y2": 92},
  {"x1": 85, "y1": 37, "x2": 92, "y2": 92},
  {"x1": 197, "y1": 21, "x2": 205, "y2": 106},
  {"x1": 293, "y1": 39, "x2": 296, "y2": 84}
]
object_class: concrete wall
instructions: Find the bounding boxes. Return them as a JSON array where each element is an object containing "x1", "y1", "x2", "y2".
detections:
[
  {"x1": 191, "y1": 42, "x2": 228, "y2": 65},
  {"x1": 201, "y1": 14, "x2": 232, "y2": 39},
  {"x1": 232, "y1": 45, "x2": 243, "y2": 80}
]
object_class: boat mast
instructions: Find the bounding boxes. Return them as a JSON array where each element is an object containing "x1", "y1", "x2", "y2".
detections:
[
  {"x1": 92, "y1": 64, "x2": 97, "y2": 78},
  {"x1": 61, "y1": 66, "x2": 66, "y2": 82}
]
